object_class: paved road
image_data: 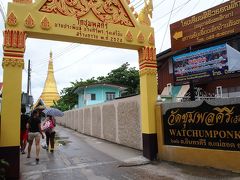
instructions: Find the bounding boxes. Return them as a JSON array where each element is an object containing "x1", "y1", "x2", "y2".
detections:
[
  {"x1": 20, "y1": 126, "x2": 162, "y2": 180},
  {"x1": 20, "y1": 126, "x2": 240, "y2": 180}
]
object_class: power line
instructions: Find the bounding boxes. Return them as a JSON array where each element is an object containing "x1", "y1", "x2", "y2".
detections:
[
  {"x1": 32, "y1": 43, "x2": 79, "y2": 67},
  {"x1": 134, "y1": 1, "x2": 144, "y2": 10},
  {"x1": 32, "y1": 46, "x2": 104, "y2": 76},
  {"x1": 55, "y1": 47, "x2": 103, "y2": 73},
  {"x1": 155, "y1": 0, "x2": 226, "y2": 52},
  {"x1": 31, "y1": 44, "x2": 81, "y2": 73},
  {"x1": 154, "y1": 0, "x2": 168, "y2": 10},
  {"x1": 185, "y1": 0, "x2": 200, "y2": 17},
  {"x1": 135, "y1": 0, "x2": 168, "y2": 12},
  {"x1": 210, "y1": 0, "x2": 219, "y2": 7},
  {"x1": 154, "y1": 0, "x2": 192, "y2": 33},
  {"x1": 160, "y1": 0, "x2": 176, "y2": 51},
  {"x1": 0, "y1": 0, "x2": 6, "y2": 14},
  {"x1": 132, "y1": 0, "x2": 142, "y2": 7},
  {"x1": 0, "y1": 0, "x2": 6, "y2": 21},
  {"x1": 172, "y1": 0, "x2": 192, "y2": 15},
  {"x1": 31, "y1": 71, "x2": 46, "y2": 79},
  {"x1": 153, "y1": 0, "x2": 192, "y2": 23},
  {"x1": 131, "y1": 0, "x2": 138, "y2": 4},
  {"x1": 154, "y1": 0, "x2": 225, "y2": 34}
]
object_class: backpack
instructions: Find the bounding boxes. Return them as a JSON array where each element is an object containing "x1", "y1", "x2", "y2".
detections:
[{"x1": 42, "y1": 119, "x2": 54, "y2": 132}]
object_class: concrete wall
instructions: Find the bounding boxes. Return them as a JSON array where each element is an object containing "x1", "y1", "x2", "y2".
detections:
[
  {"x1": 156, "y1": 97, "x2": 240, "y2": 173},
  {"x1": 57, "y1": 95, "x2": 142, "y2": 150}
]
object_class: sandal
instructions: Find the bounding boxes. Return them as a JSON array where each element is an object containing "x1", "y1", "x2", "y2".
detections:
[
  {"x1": 36, "y1": 158, "x2": 39, "y2": 164},
  {"x1": 21, "y1": 151, "x2": 26, "y2": 154}
]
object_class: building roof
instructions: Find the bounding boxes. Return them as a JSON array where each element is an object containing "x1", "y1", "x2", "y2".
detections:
[
  {"x1": 33, "y1": 98, "x2": 46, "y2": 110},
  {"x1": 157, "y1": 48, "x2": 187, "y2": 64},
  {"x1": 157, "y1": 48, "x2": 172, "y2": 60},
  {"x1": 74, "y1": 83, "x2": 127, "y2": 94}
]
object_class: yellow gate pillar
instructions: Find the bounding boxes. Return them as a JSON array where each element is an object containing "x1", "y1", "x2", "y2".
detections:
[
  {"x1": 138, "y1": 46, "x2": 158, "y2": 160},
  {"x1": 0, "y1": 29, "x2": 26, "y2": 179}
]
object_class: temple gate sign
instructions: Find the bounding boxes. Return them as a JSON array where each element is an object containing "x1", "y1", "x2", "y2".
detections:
[{"x1": 0, "y1": 0, "x2": 157, "y2": 178}]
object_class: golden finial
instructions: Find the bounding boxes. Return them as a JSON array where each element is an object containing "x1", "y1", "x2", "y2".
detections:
[
  {"x1": 50, "y1": 50, "x2": 53, "y2": 60},
  {"x1": 137, "y1": 0, "x2": 153, "y2": 26},
  {"x1": 39, "y1": 50, "x2": 60, "y2": 107}
]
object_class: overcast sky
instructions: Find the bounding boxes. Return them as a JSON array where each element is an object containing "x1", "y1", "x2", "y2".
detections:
[{"x1": 0, "y1": 0, "x2": 228, "y2": 102}]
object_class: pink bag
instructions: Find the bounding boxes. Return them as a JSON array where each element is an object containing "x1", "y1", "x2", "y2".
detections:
[{"x1": 42, "y1": 120, "x2": 54, "y2": 132}]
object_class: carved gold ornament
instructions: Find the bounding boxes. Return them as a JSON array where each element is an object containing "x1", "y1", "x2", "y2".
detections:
[
  {"x1": 25, "y1": 14, "x2": 35, "y2": 28},
  {"x1": 2, "y1": 58, "x2": 24, "y2": 69},
  {"x1": 13, "y1": 0, "x2": 32, "y2": 3},
  {"x1": 134, "y1": 12, "x2": 138, "y2": 19},
  {"x1": 130, "y1": 6, "x2": 134, "y2": 12},
  {"x1": 39, "y1": 0, "x2": 134, "y2": 27},
  {"x1": 148, "y1": 33, "x2": 154, "y2": 45},
  {"x1": 41, "y1": 17, "x2": 51, "y2": 30},
  {"x1": 139, "y1": 68, "x2": 157, "y2": 76},
  {"x1": 137, "y1": 32, "x2": 145, "y2": 43},
  {"x1": 137, "y1": 0, "x2": 153, "y2": 26},
  {"x1": 4, "y1": 30, "x2": 26, "y2": 49},
  {"x1": 138, "y1": 46, "x2": 156, "y2": 70},
  {"x1": 138, "y1": 46, "x2": 156, "y2": 62},
  {"x1": 126, "y1": 30, "x2": 133, "y2": 42},
  {"x1": 7, "y1": 12, "x2": 17, "y2": 26}
]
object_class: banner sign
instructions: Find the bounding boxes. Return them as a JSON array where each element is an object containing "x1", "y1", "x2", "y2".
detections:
[
  {"x1": 163, "y1": 101, "x2": 240, "y2": 151},
  {"x1": 172, "y1": 44, "x2": 228, "y2": 83},
  {"x1": 170, "y1": 0, "x2": 240, "y2": 51}
]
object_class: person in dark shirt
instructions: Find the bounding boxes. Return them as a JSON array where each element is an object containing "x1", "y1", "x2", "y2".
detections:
[
  {"x1": 20, "y1": 106, "x2": 29, "y2": 154},
  {"x1": 27, "y1": 109, "x2": 44, "y2": 163}
]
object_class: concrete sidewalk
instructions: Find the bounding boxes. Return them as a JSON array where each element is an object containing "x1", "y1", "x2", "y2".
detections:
[{"x1": 20, "y1": 126, "x2": 240, "y2": 180}]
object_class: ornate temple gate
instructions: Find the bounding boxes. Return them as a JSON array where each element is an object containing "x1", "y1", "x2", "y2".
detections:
[{"x1": 0, "y1": 0, "x2": 157, "y2": 178}]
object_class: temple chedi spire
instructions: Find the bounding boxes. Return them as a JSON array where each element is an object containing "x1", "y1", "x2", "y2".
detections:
[{"x1": 39, "y1": 50, "x2": 60, "y2": 107}]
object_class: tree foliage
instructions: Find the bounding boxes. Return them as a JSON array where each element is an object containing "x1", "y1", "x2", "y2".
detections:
[
  {"x1": 52, "y1": 86, "x2": 77, "y2": 111},
  {"x1": 103, "y1": 62, "x2": 139, "y2": 95},
  {"x1": 52, "y1": 63, "x2": 139, "y2": 111}
]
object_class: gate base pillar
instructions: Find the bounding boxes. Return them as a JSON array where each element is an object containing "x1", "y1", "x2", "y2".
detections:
[
  {"x1": 0, "y1": 146, "x2": 20, "y2": 179},
  {"x1": 143, "y1": 133, "x2": 158, "y2": 160}
]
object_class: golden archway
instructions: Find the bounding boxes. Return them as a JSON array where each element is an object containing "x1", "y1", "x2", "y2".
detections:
[{"x1": 0, "y1": 0, "x2": 157, "y2": 178}]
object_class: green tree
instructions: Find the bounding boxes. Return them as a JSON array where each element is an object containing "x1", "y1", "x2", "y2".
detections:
[
  {"x1": 104, "y1": 62, "x2": 139, "y2": 95},
  {"x1": 52, "y1": 85, "x2": 77, "y2": 111},
  {"x1": 53, "y1": 63, "x2": 139, "y2": 110}
]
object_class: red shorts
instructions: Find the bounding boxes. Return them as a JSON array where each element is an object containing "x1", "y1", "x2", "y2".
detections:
[{"x1": 21, "y1": 130, "x2": 28, "y2": 142}]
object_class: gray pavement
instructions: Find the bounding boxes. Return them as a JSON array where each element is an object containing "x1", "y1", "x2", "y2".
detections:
[{"x1": 20, "y1": 126, "x2": 240, "y2": 180}]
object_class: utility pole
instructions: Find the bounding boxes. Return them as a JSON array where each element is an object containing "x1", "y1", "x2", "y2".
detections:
[{"x1": 27, "y1": 59, "x2": 31, "y2": 109}]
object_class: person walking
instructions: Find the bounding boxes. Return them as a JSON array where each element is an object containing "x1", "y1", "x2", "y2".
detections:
[
  {"x1": 20, "y1": 106, "x2": 29, "y2": 154},
  {"x1": 27, "y1": 109, "x2": 44, "y2": 163},
  {"x1": 43, "y1": 115, "x2": 56, "y2": 153}
]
